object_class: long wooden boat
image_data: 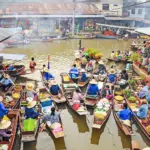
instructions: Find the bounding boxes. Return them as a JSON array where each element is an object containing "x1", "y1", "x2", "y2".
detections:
[
  {"x1": 40, "y1": 72, "x2": 66, "y2": 103},
  {"x1": 113, "y1": 86, "x2": 132, "y2": 136},
  {"x1": 4, "y1": 84, "x2": 25, "y2": 109},
  {"x1": 20, "y1": 93, "x2": 40, "y2": 142},
  {"x1": 0, "y1": 110, "x2": 20, "y2": 150},
  {"x1": 133, "y1": 63, "x2": 149, "y2": 79},
  {"x1": 65, "y1": 92, "x2": 88, "y2": 116},
  {"x1": 0, "y1": 65, "x2": 25, "y2": 77},
  {"x1": 125, "y1": 94, "x2": 150, "y2": 140},
  {"x1": 39, "y1": 88, "x2": 65, "y2": 138},
  {"x1": 60, "y1": 72, "x2": 78, "y2": 93},
  {"x1": 96, "y1": 34, "x2": 117, "y2": 39},
  {"x1": 92, "y1": 98, "x2": 112, "y2": 129},
  {"x1": 107, "y1": 58, "x2": 127, "y2": 63}
]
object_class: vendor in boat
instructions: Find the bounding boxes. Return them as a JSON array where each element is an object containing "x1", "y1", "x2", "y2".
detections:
[
  {"x1": 73, "y1": 55, "x2": 81, "y2": 69},
  {"x1": 25, "y1": 99, "x2": 40, "y2": 119},
  {"x1": 86, "y1": 60, "x2": 93, "y2": 73},
  {"x1": 41, "y1": 107, "x2": 60, "y2": 127},
  {"x1": 42, "y1": 64, "x2": 46, "y2": 73},
  {"x1": 79, "y1": 69, "x2": 88, "y2": 82},
  {"x1": 125, "y1": 62, "x2": 133, "y2": 72},
  {"x1": 118, "y1": 103, "x2": 134, "y2": 120},
  {"x1": 93, "y1": 61, "x2": 99, "y2": 74},
  {"x1": 49, "y1": 80, "x2": 61, "y2": 98},
  {"x1": 108, "y1": 68, "x2": 117, "y2": 84},
  {"x1": 102, "y1": 85, "x2": 113, "y2": 100},
  {"x1": 0, "y1": 119, "x2": 12, "y2": 141},
  {"x1": 43, "y1": 68, "x2": 55, "y2": 81},
  {"x1": 120, "y1": 70, "x2": 128, "y2": 81},
  {"x1": 98, "y1": 60, "x2": 106, "y2": 75},
  {"x1": 0, "y1": 96, "x2": 8, "y2": 119},
  {"x1": 0, "y1": 73, "x2": 14, "y2": 91},
  {"x1": 7, "y1": 64, "x2": 15, "y2": 71},
  {"x1": 139, "y1": 83, "x2": 150, "y2": 99},
  {"x1": 81, "y1": 56, "x2": 87, "y2": 68},
  {"x1": 29, "y1": 57, "x2": 36, "y2": 73},
  {"x1": 25, "y1": 83, "x2": 36, "y2": 99},
  {"x1": 110, "y1": 51, "x2": 115, "y2": 59},
  {"x1": 87, "y1": 79, "x2": 100, "y2": 96},
  {"x1": 69, "y1": 64, "x2": 79, "y2": 80},
  {"x1": 137, "y1": 100, "x2": 148, "y2": 119}
]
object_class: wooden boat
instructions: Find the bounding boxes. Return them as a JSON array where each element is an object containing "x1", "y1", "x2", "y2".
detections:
[
  {"x1": 96, "y1": 34, "x2": 117, "y2": 39},
  {"x1": 0, "y1": 110, "x2": 20, "y2": 150},
  {"x1": 20, "y1": 93, "x2": 40, "y2": 142},
  {"x1": 0, "y1": 65, "x2": 25, "y2": 77},
  {"x1": 41, "y1": 72, "x2": 66, "y2": 103},
  {"x1": 92, "y1": 98, "x2": 112, "y2": 129},
  {"x1": 65, "y1": 92, "x2": 88, "y2": 116},
  {"x1": 132, "y1": 62, "x2": 149, "y2": 79},
  {"x1": 4, "y1": 84, "x2": 25, "y2": 109},
  {"x1": 107, "y1": 58, "x2": 127, "y2": 63},
  {"x1": 39, "y1": 88, "x2": 64, "y2": 138},
  {"x1": 125, "y1": 94, "x2": 150, "y2": 140},
  {"x1": 60, "y1": 72, "x2": 78, "y2": 93},
  {"x1": 113, "y1": 86, "x2": 132, "y2": 136}
]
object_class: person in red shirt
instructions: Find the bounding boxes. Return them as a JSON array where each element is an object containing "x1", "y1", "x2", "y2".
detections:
[{"x1": 29, "y1": 57, "x2": 36, "y2": 73}]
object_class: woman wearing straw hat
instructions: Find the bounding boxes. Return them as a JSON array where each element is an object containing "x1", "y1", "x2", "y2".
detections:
[
  {"x1": 0, "y1": 119, "x2": 12, "y2": 141},
  {"x1": 49, "y1": 80, "x2": 62, "y2": 98},
  {"x1": 0, "y1": 73, "x2": 14, "y2": 91},
  {"x1": 0, "y1": 96, "x2": 8, "y2": 119},
  {"x1": 108, "y1": 68, "x2": 117, "y2": 84},
  {"x1": 87, "y1": 79, "x2": 100, "y2": 96},
  {"x1": 98, "y1": 60, "x2": 106, "y2": 75},
  {"x1": 25, "y1": 82, "x2": 36, "y2": 99},
  {"x1": 25, "y1": 99, "x2": 40, "y2": 119}
]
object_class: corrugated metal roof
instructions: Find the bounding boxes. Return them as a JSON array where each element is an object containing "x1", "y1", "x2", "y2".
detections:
[{"x1": 0, "y1": 2, "x2": 100, "y2": 15}]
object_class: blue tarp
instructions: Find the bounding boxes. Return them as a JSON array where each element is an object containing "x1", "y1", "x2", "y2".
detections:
[{"x1": 0, "y1": 53, "x2": 25, "y2": 61}]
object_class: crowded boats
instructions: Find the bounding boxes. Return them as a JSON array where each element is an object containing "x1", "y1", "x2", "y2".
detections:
[{"x1": 1, "y1": 39, "x2": 150, "y2": 150}]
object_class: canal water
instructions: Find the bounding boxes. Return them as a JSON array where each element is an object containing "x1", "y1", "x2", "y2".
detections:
[{"x1": 3, "y1": 39, "x2": 150, "y2": 150}]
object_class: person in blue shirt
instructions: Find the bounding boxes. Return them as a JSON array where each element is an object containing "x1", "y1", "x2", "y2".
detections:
[
  {"x1": 0, "y1": 96, "x2": 8, "y2": 119},
  {"x1": 137, "y1": 100, "x2": 148, "y2": 119},
  {"x1": 43, "y1": 68, "x2": 55, "y2": 81},
  {"x1": 25, "y1": 100, "x2": 39, "y2": 119},
  {"x1": 70, "y1": 64, "x2": 79, "y2": 79},
  {"x1": 108, "y1": 69, "x2": 117, "y2": 83},
  {"x1": 7, "y1": 64, "x2": 15, "y2": 71},
  {"x1": 87, "y1": 79, "x2": 100, "y2": 96},
  {"x1": 0, "y1": 73, "x2": 14, "y2": 91},
  {"x1": 139, "y1": 83, "x2": 150, "y2": 99},
  {"x1": 118, "y1": 103, "x2": 134, "y2": 120},
  {"x1": 80, "y1": 69, "x2": 87, "y2": 82},
  {"x1": 50, "y1": 80, "x2": 61, "y2": 96}
]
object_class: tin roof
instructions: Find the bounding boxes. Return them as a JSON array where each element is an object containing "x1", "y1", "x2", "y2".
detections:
[{"x1": 0, "y1": 2, "x2": 100, "y2": 15}]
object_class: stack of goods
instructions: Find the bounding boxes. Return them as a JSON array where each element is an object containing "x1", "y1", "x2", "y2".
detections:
[
  {"x1": 39, "y1": 92, "x2": 53, "y2": 114},
  {"x1": 63, "y1": 83, "x2": 78, "y2": 89},
  {"x1": 114, "y1": 94, "x2": 124, "y2": 112},
  {"x1": 49, "y1": 122, "x2": 63, "y2": 134},
  {"x1": 94, "y1": 98, "x2": 110, "y2": 124},
  {"x1": 23, "y1": 118, "x2": 37, "y2": 131}
]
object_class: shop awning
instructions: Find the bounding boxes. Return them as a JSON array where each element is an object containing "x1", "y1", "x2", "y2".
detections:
[{"x1": 135, "y1": 27, "x2": 150, "y2": 36}]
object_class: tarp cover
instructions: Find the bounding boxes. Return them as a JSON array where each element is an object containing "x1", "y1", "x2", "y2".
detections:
[
  {"x1": 135, "y1": 27, "x2": 150, "y2": 36},
  {"x1": 0, "y1": 28, "x2": 22, "y2": 42},
  {"x1": 0, "y1": 53, "x2": 25, "y2": 60}
]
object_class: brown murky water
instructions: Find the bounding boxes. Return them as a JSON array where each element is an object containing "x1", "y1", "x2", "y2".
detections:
[{"x1": 3, "y1": 39, "x2": 150, "y2": 150}]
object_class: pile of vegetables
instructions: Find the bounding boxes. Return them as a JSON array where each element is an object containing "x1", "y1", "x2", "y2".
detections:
[
  {"x1": 83, "y1": 48, "x2": 103, "y2": 59},
  {"x1": 128, "y1": 96, "x2": 137, "y2": 103},
  {"x1": 123, "y1": 89, "x2": 133, "y2": 98},
  {"x1": 130, "y1": 52, "x2": 142, "y2": 62},
  {"x1": 128, "y1": 79, "x2": 137, "y2": 89}
]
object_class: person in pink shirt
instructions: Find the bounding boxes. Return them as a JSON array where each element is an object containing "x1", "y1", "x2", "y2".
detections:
[{"x1": 72, "y1": 88, "x2": 84, "y2": 104}]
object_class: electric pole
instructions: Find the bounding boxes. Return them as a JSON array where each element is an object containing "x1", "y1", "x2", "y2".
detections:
[{"x1": 72, "y1": 0, "x2": 75, "y2": 36}]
